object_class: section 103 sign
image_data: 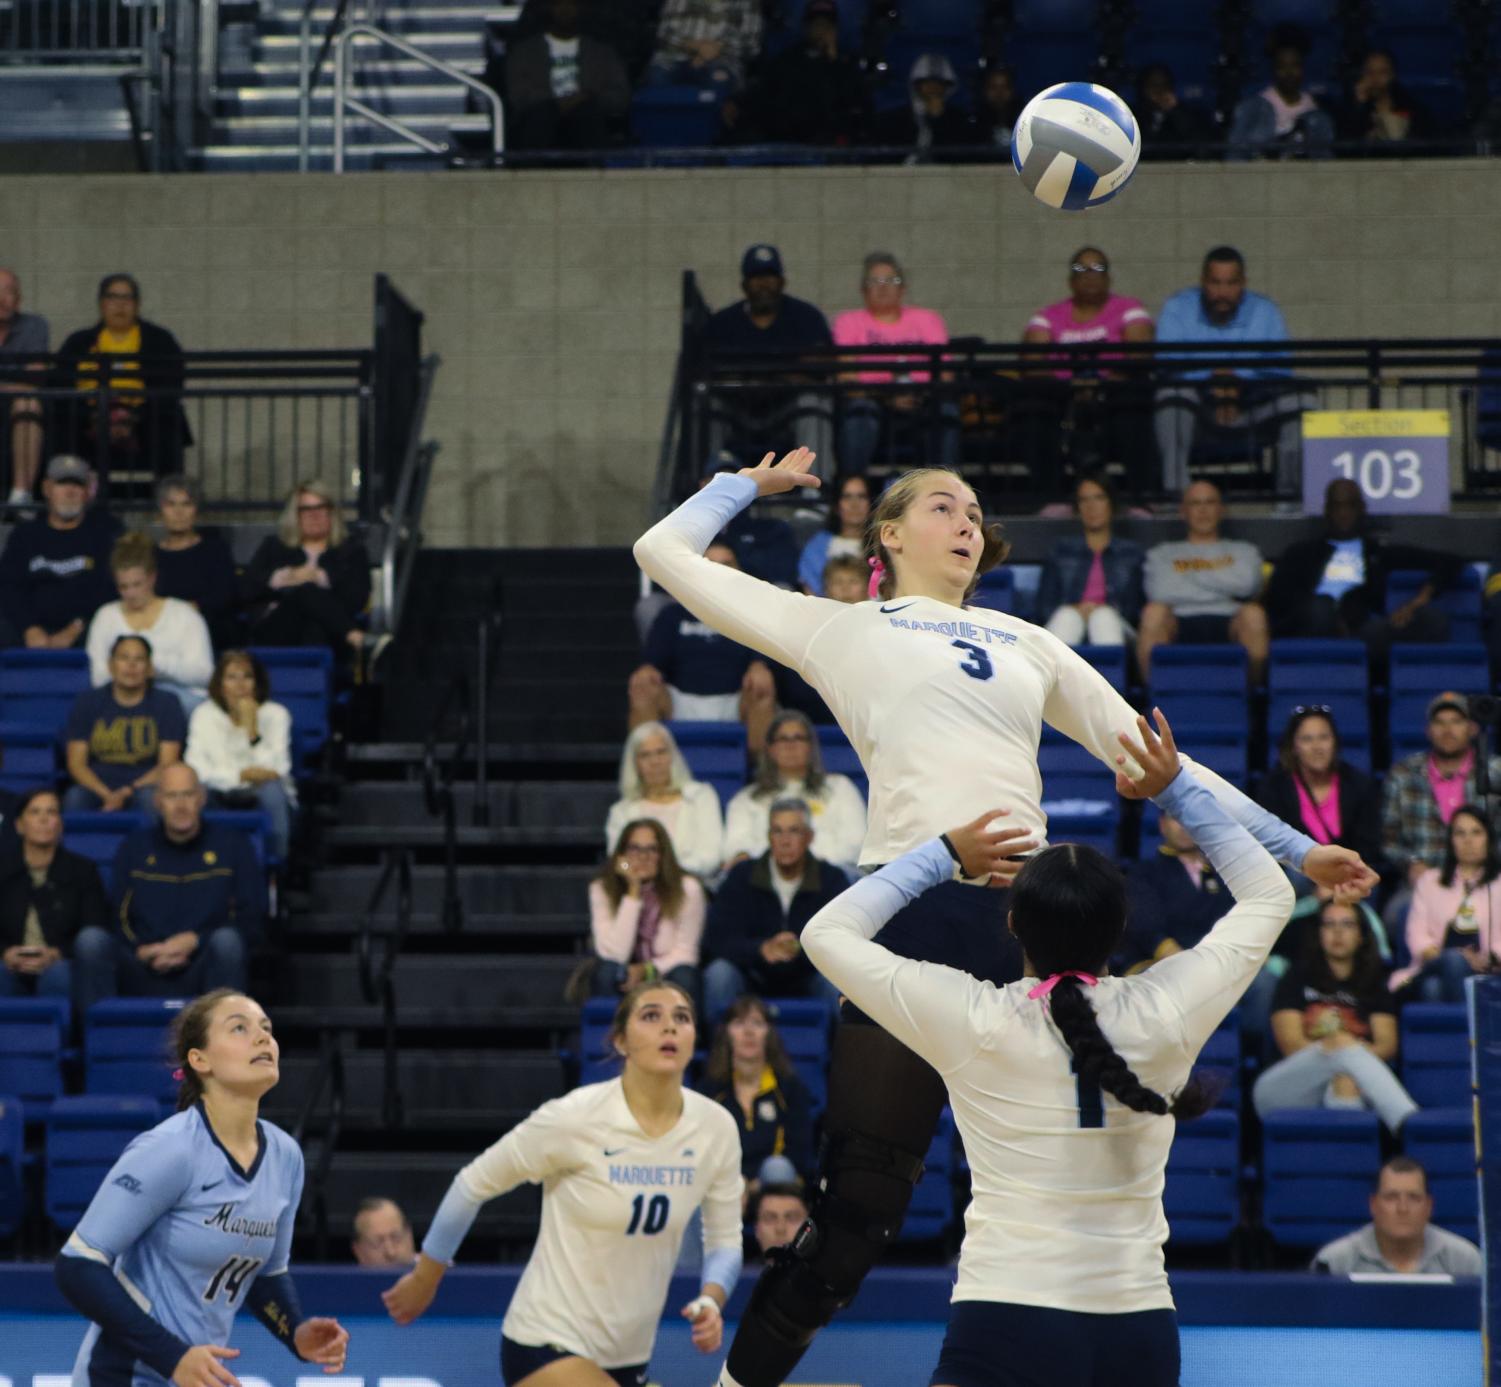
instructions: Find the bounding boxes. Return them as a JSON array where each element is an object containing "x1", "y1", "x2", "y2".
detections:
[{"x1": 1301, "y1": 409, "x2": 1450, "y2": 515}]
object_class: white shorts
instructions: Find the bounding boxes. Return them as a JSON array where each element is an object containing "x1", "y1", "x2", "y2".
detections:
[{"x1": 667, "y1": 688, "x2": 741, "y2": 722}]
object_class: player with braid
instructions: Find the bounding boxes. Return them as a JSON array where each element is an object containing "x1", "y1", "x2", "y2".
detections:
[
  {"x1": 635, "y1": 450, "x2": 1376, "y2": 1387},
  {"x1": 800, "y1": 710, "x2": 1295, "y2": 1386}
]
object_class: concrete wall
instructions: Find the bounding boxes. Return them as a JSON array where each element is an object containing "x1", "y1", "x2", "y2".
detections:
[{"x1": 3, "y1": 159, "x2": 1498, "y2": 546}]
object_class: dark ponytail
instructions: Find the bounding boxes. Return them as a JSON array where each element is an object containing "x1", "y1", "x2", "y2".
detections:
[{"x1": 1010, "y1": 843, "x2": 1216, "y2": 1123}]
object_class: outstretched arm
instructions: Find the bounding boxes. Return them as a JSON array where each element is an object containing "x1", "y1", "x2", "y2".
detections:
[{"x1": 633, "y1": 450, "x2": 845, "y2": 672}]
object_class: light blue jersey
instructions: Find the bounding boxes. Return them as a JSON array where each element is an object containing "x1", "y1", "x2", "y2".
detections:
[{"x1": 63, "y1": 1102, "x2": 303, "y2": 1386}]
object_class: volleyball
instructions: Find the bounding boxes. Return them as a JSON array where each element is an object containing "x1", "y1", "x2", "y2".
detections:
[{"x1": 1010, "y1": 81, "x2": 1141, "y2": 211}]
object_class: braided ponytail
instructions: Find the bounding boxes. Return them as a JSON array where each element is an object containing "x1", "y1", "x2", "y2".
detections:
[
  {"x1": 1011, "y1": 843, "x2": 1217, "y2": 1124},
  {"x1": 1047, "y1": 977, "x2": 1215, "y2": 1120}
]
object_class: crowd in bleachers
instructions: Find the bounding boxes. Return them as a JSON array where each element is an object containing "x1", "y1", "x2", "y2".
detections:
[{"x1": 491, "y1": 0, "x2": 1501, "y2": 158}]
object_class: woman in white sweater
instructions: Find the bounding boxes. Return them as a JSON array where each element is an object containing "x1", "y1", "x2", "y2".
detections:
[
  {"x1": 604, "y1": 721, "x2": 724, "y2": 879},
  {"x1": 185, "y1": 650, "x2": 295, "y2": 859},
  {"x1": 722, "y1": 709, "x2": 866, "y2": 870},
  {"x1": 85, "y1": 532, "x2": 214, "y2": 712}
]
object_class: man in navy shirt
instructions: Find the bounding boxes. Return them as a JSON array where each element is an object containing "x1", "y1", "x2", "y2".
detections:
[
  {"x1": 72, "y1": 761, "x2": 262, "y2": 1014},
  {"x1": 64, "y1": 633, "x2": 186, "y2": 816},
  {"x1": 1154, "y1": 245, "x2": 1315, "y2": 494},
  {"x1": 701, "y1": 244, "x2": 834, "y2": 473}
]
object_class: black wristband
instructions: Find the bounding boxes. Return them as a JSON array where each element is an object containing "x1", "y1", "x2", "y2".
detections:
[{"x1": 939, "y1": 833, "x2": 963, "y2": 865}]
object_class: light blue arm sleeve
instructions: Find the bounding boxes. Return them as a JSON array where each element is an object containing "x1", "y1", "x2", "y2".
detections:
[
  {"x1": 421, "y1": 1179, "x2": 485, "y2": 1266},
  {"x1": 1154, "y1": 773, "x2": 1270, "y2": 889},
  {"x1": 656, "y1": 472, "x2": 757, "y2": 551},
  {"x1": 702, "y1": 1246, "x2": 743, "y2": 1300},
  {"x1": 1175, "y1": 758, "x2": 1318, "y2": 872}
]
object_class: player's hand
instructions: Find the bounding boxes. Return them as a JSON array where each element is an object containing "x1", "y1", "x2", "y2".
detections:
[
  {"x1": 1301, "y1": 845, "x2": 1379, "y2": 901},
  {"x1": 943, "y1": 809, "x2": 1037, "y2": 887},
  {"x1": 381, "y1": 1255, "x2": 443, "y2": 1325},
  {"x1": 681, "y1": 1294, "x2": 723, "y2": 1353},
  {"x1": 1114, "y1": 709, "x2": 1179, "y2": 800},
  {"x1": 739, "y1": 447, "x2": 820, "y2": 497},
  {"x1": 172, "y1": 1344, "x2": 241, "y2": 1387},
  {"x1": 294, "y1": 1317, "x2": 350, "y2": 1372}
]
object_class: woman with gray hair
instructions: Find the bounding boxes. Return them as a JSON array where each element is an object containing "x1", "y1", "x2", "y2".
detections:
[
  {"x1": 242, "y1": 479, "x2": 371, "y2": 663},
  {"x1": 153, "y1": 473, "x2": 239, "y2": 648},
  {"x1": 722, "y1": 709, "x2": 866, "y2": 870},
  {"x1": 605, "y1": 721, "x2": 725, "y2": 879}
]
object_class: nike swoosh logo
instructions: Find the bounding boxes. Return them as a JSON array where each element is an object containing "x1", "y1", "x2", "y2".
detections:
[
  {"x1": 603, "y1": 1147, "x2": 627, "y2": 1157},
  {"x1": 880, "y1": 602, "x2": 916, "y2": 613},
  {"x1": 201, "y1": 1181, "x2": 223, "y2": 1192}
]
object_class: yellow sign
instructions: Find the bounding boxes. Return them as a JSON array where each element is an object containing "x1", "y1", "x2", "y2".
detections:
[{"x1": 1302, "y1": 409, "x2": 1449, "y2": 440}]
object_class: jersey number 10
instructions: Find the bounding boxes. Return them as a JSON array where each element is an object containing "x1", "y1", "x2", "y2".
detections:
[{"x1": 626, "y1": 1193, "x2": 670, "y2": 1235}]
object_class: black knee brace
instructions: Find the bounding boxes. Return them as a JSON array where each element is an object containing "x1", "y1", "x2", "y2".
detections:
[{"x1": 731, "y1": 1128, "x2": 926, "y2": 1378}]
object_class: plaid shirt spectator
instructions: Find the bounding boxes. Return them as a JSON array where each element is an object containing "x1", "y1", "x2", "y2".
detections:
[
  {"x1": 1380, "y1": 750, "x2": 1501, "y2": 875},
  {"x1": 653, "y1": 0, "x2": 762, "y2": 81}
]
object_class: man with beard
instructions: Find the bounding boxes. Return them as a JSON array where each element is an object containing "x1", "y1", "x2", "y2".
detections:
[
  {"x1": 1152, "y1": 245, "x2": 1314, "y2": 495},
  {"x1": 700, "y1": 245, "x2": 834, "y2": 474}
]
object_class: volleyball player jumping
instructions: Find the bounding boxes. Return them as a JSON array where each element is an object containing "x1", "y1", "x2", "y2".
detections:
[
  {"x1": 800, "y1": 710, "x2": 1295, "y2": 1387},
  {"x1": 382, "y1": 981, "x2": 745, "y2": 1387},
  {"x1": 633, "y1": 450, "x2": 1377, "y2": 1387},
  {"x1": 55, "y1": 988, "x2": 349, "y2": 1386}
]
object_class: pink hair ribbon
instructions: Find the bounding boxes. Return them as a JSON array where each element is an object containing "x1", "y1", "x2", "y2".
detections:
[
  {"x1": 1027, "y1": 971, "x2": 1099, "y2": 1000},
  {"x1": 172, "y1": 1068, "x2": 185, "y2": 1081},
  {"x1": 867, "y1": 556, "x2": 886, "y2": 600}
]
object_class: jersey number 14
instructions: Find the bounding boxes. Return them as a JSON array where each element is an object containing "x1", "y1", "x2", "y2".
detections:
[
  {"x1": 626, "y1": 1193, "x2": 670, "y2": 1235},
  {"x1": 204, "y1": 1254, "x2": 263, "y2": 1305}
]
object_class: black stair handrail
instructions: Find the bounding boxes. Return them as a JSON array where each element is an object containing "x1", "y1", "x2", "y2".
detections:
[
  {"x1": 421, "y1": 672, "x2": 472, "y2": 936},
  {"x1": 356, "y1": 845, "x2": 414, "y2": 1129},
  {"x1": 291, "y1": 1029, "x2": 346, "y2": 1260}
]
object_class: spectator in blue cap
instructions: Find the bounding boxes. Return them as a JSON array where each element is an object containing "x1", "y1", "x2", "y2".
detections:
[{"x1": 700, "y1": 244, "x2": 834, "y2": 476}]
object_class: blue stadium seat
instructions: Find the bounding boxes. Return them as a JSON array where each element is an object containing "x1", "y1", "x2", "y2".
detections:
[
  {"x1": 85, "y1": 999, "x2": 187, "y2": 1108},
  {"x1": 665, "y1": 721, "x2": 746, "y2": 811},
  {"x1": 578, "y1": 997, "x2": 618, "y2": 1087},
  {"x1": 1198, "y1": 1007, "x2": 1243, "y2": 1111},
  {"x1": 1138, "y1": 801, "x2": 1163, "y2": 859},
  {"x1": 1076, "y1": 643, "x2": 1127, "y2": 692},
  {"x1": 45, "y1": 1094, "x2": 160, "y2": 1232},
  {"x1": 0, "y1": 724, "x2": 59, "y2": 796},
  {"x1": 1366, "y1": 19, "x2": 1462, "y2": 84},
  {"x1": 1386, "y1": 568, "x2": 1484, "y2": 645},
  {"x1": 0, "y1": 1094, "x2": 23, "y2": 1238},
  {"x1": 899, "y1": 0, "x2": 984, "y2": 30},
  {"x1": 1038, "y1": 737, "x2": 1116, "y2": 804},
  {"x1": 1174, "y1": 726, "x2": 1247, "y2": 787},
  {"x1": 0, "y1": 649, "x2": 91, "y2": 735},
  {"x1": 1261, "y1": 1109, "x2": 1382, "y2": 1247},
  {"x1": 1267, "y1": 639, "x2": 1369, "y2": 702},
  {"x1": 1164, "y1": 1107, "x2": 1240, "y2": 1244},
  {"x1": 969, "y1": 568, "x2": 1014, "y2": 615},
  {"x1": 1149, "y1": 645, "x2": 1249, "y2": 734},
  {"x1": 1013, "y1": 0, "x2": 1098, "y2": 31},
  {"x1": 62, "y1": 811, "x2": 148, "y2": 894},
  {"x1": 1045, "y1": 804, "x2": 1119, "y2": 857},
  {"x1": 767, "y1": 997, "x2": 832, "y2": 1112},
  {"x1": 0, "y1": 998, "x2": 68, "y2": 1119},
  {"x1": 1403, "y1": 1109, "x2": 1477, "y2": 1245},
  {"x1": 1400, "y1": 1003, "x2": 1469, "y2": 1108},
  {"x1": 898, "y1": 1106, "x2": 956, "y2": 1243},
  {"x1": 631, "y1": 88, "x2": 724, "y2": 149},
  {"x1": 1007, "y1": 34, "x2": 1104, "y2": 93},
  {"x1": 1388, "y1": 645, "x2": 1490, "y2": 757},
  {"x1": 202, "y1": 808, "x2": 274, "y2": 869},
  {"x1": 249, "y1": 646, "x2": 334, "y2": 771},
  {"x1": 816, "y1": 726, "x2": 862, "y2": 780},
  {"x1": 1122, "y1": 1, "x2": 1221, "y2": 105}
]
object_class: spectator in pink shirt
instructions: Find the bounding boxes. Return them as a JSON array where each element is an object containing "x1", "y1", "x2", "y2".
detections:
[
  {"x1": 832, "y1": 252, "x2": 958, "y2": 475},
  {"x1": 588, "y1": 817, "x2": 705, "y2": 1007},
  {"x1": 1391, "y1": 805, "x2": 1501, "y2": 1000},
  {"x1": 1015, "y1": 247, "x2": 1155, "y2": 495}
]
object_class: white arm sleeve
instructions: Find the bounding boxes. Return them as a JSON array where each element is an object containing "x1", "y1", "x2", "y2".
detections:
[
  {"x1": 633, "y1": 474, "x2": 845, "y2": 670},
  {"x1": 800, "y1": 839, "x2": 989, "y2": 1075},
  {"x1": 1039, "y1": 630, "x2": 1317, "y2": 868},
  {"x1": 1140, "y1": 773, "x2": 1297, "y2": 1055}
]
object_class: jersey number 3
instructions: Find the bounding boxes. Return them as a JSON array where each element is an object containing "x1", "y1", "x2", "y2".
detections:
[
  {"x1": 951, "y1": 640, "x2": 994, "y2": 682},
  {"x1": 204, "y1": 1254, "x2": 263, "y2": 1305},
  {"x1": 626, "y1": 1193, "x2": 670, "y2": 1235}
]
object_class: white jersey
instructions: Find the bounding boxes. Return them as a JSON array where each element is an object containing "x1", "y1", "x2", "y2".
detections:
[
  {"x1": 438, "y1": 1080, "x2": 743, "y2": 1369},
  {"x1": 800, "y1": 773, "x2": 1296, "y2": 1315},
  {"x1": 635, "y1": 475, "x2": 1309, "y2": 869}
]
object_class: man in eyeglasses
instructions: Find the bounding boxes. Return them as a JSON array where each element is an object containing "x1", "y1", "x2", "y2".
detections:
[
  {"x1": 832, "y1": 251, "x2": 958, "y2": 475},
  {"x1": 1016, "y1": 246, "x2": 1156, "y2": 495}
]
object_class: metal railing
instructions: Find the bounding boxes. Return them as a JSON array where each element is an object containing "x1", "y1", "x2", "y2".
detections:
[
  {"x1": 421, "y1": 674, "x2": 470, "y2": 937},
  {"x1": 330, "y1": 21, "x2": 503, "y2": 171},
  {"x1": 356, "y1": 845, "x2": 413, "y2": 1130},
  {"x1": 375, "y1": 353, "x2": 438, "y2": 639},
  {"x1": 662, "y1": 283, "x2": 1501, "y2": 508},
  {"x1": 291, "y1": 1027, "x2": 345, "y2": 1260}
]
